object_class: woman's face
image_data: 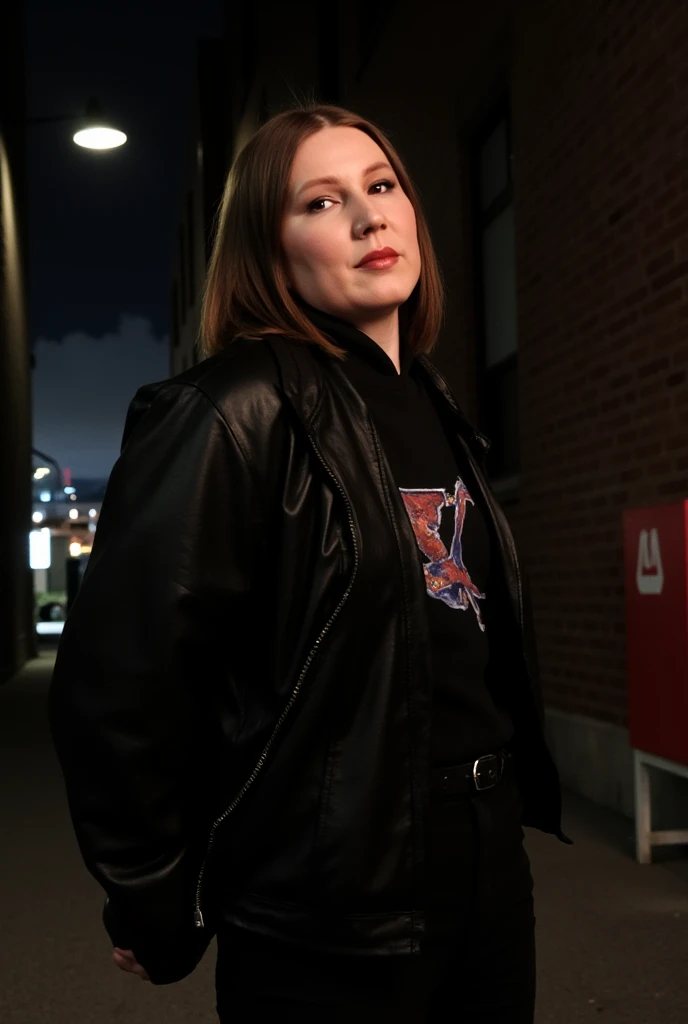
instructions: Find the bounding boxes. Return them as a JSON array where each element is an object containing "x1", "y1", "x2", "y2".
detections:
[{"x1": 281, "y1": 126, "x2": 421, "y2": 325}]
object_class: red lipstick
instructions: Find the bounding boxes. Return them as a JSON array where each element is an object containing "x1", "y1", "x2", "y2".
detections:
[{"x1": 356, "y1": 246, "x2": 399, "y2": 268}]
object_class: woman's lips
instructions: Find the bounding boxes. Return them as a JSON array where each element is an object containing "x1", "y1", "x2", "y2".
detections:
[
  {"x1": 356, "y1": 246, "x2": 399, "y2": 267},
  {"x1": 356, "y1": 255, "x2": 400, "y2": 270}
]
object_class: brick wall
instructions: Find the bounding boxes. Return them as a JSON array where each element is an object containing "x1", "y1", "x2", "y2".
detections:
[{"x1": 507, "y1": 0, "x2": 688, "y2": 725}]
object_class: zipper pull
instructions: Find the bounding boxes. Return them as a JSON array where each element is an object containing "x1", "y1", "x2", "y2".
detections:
[
  {"x1": 474, "y1": 431, "x2": 491, "y2": 453},
  {"x1": 194, "y1": 908, "x2": 205, "y2": 928}
]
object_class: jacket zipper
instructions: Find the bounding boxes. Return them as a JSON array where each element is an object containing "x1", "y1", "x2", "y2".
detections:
[
  {"x1": 416, "y1": 360, "x2": 530, "y2": 671},
  {"x1": 456, "y1": 427, "x2": 534, "y2": 687},
  {"x1": 193, "y1": 430, "x2": 359, "y2": 929},
  {"x1": 469, "y1": 454, "x2": 526, "y2": 641}
]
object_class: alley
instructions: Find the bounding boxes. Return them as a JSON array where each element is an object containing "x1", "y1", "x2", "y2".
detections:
[{"x1": 2, "y1": 649, "x2": 688, "y2": 1023}]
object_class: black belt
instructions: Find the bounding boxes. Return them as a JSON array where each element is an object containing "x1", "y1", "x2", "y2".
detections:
[{"x1": 430, "y1": 749, "x2": 513, "y2": 795}]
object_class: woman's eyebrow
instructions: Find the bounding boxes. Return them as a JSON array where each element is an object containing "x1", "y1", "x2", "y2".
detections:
[{"x1": 295, "y1": 161, "x2": 393, "y2": 198}]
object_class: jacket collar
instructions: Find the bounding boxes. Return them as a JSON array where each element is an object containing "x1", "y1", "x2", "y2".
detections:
[
  {"x1": 294, "y1": 298, "x2": 416, "y2": 377},
  {"x1": 266, "y1": 322, "x2": 491, "y2": 471},
  {"x1": 414, "y1": 356, "x2": 492, "y2": 464},
  {"x1": 290, "y1": 299, "x2": 491, "y2": 462}
]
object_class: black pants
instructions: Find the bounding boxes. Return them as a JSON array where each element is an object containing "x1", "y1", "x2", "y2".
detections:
[{"x1": 215, "y1": 762, "x2": 536, "y2": 1022}]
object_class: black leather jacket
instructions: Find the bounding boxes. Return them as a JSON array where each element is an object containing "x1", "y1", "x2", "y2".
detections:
[{"x1": 48, "y1": 334, "x2": 572, "y2": 986}]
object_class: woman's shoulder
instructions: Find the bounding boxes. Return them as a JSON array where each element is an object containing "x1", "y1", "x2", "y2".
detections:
[
  {"x1": 122, "y1": 335, "x2": 324, "y2": 454},
  {"x1": 134, "y1": 337, "x2": 285, "y2": 419},
  {"x1": 174, "y1": 333, "x2": 326, "y2": 425},
  {"x1": 176, "y1": 335, "x2": 283, "y2": 401}
]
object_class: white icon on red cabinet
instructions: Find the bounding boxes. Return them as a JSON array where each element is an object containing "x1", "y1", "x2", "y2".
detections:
[{"x1": 636, "y1": 528, "x2": 664, "y2": 595}]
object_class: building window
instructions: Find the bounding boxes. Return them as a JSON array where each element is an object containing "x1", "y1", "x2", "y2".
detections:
[
  {"x1": 473, "y1": 101, "x2": 519, "y2": 482},
  {"x1": 179, "y1": 226, "x2": 187, "y2": 325},
  {"x1": 171, "y1": 281, "x2": 180, "y2": 349},
  {"x1": 187, "y1": 192, "x2": 195, "y2": 302}
]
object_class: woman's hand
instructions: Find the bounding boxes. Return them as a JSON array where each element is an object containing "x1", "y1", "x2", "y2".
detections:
[{"x1": 112, "y1": 947, "x2": 151, "y2": 981}]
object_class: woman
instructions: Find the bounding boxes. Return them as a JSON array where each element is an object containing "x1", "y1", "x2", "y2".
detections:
[{"x1": 48, "y1": 103, "x2": 572, "y2": 1022}]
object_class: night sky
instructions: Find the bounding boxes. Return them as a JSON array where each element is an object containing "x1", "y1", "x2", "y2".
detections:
[{"x1": 28, "y1": 0, "x2": 224, "y2": 478}]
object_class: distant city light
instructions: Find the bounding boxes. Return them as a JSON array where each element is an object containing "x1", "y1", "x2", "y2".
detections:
[
  {"x1": 40, "y1": 491, "x2": 51, "y2": 502},
  {"x1": 88, "y1": 509, "x2": 97, "y2": 518},
  {"x1": 69, "y1": 541, "x2": 82, "y2": 558},
  {"x1": 33, "y1": 467, "x2": 51, "y2": 480},
  {"x1": 88, "y1": 522, "x2": 96, "y2": 533},
  {"x1": 29, "y1": 528, "x2": 51, "y2": 570},
  {"x1": 70, "y1": 494, "x2": 77, "y2": 501},
  {"x1": 68, "y1": 509, "x2": 79, "y2": 520},
  {"x1": 32, "y1": 511, "x2": 44, "y2": 523},
  {"x1": 64, "y1": 486, "x2": 76, "y2": 495}
]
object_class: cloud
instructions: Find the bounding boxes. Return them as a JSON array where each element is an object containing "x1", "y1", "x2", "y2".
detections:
[{"x1": 32, "y1": 314, "x2": 170, "y2": 479}]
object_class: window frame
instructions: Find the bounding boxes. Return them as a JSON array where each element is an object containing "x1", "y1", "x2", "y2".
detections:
[
  {"x1": 470, "y1": 96, "x2": 520, "y2": 497},
  {"x1": 179, "y1": 225, "x2": 187, "y2": 326},
  {"x1": 186, "y1": 192, "x2": 195, "y2": 302},
  {"x1": 171, "y1": 280, "x2": 180, "y2": 350}
]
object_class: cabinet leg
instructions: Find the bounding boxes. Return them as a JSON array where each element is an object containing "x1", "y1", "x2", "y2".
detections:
[{"x1": 634, "y1": 752, "x2": 652, "y2": 864}]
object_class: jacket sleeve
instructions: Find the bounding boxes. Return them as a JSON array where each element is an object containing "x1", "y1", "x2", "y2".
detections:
[{"x1": 47, "y1": 380, "x2": 261, "y2": 985}]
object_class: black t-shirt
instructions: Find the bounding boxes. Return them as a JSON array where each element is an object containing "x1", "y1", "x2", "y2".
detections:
[{"x1": 300, "y1": 302, "x2": 514, "y2": 768}]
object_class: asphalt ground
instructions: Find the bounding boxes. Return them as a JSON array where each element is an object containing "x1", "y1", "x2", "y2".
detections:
[{"x1": 2, "y1": 647, "x2": 687, "y2": 1023}]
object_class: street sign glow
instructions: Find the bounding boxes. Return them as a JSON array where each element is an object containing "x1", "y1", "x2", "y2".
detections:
[{"x1": 30, "y1": 528, "x2": 51, "y2": 570}]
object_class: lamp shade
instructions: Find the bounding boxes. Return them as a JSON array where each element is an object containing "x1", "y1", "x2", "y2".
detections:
[{"x1": 73, "y1": 97, "x2": 127, "y2": 150}]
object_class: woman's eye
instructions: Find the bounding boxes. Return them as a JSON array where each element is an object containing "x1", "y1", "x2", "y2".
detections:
[
  {"x1": 307, "y1": 198, "x2": 334, "y2": 213},
  {"x1": 306, "y1": 180, "x2": 396, "y2": 213},
  {"x1": 370, "y1": 179, "x2": 395, "y2": 194}
]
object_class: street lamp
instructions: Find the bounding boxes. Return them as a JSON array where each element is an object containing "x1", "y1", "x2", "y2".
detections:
[
  {"x1": 28, "y1": 96, "x2": 127, "y2": 151},
  {"x1": 32, "y1": 447, "x2": 64, "y2": 492}
]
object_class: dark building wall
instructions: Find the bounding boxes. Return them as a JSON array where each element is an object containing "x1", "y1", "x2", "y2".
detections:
[
  {"x1": 179, "y1": 0, "x2": 688, "y2": 813},
  {"x1": 171, "y1": 37, "x2": 230, "y2": 376},
  {"x1": 346, "y1": 0, "x2": 688, "y2": 812},
  {"x1": 0, "y1": 0, "x2": 33, "y2": 683},
  {"x1": 230, "y1": 0, "x2": 322, "y2": 151},
  {"x1": 362, "y1": 0, "x2": 688, "y2": 730},
  {"x1": 509, "y1": 0, "x2": 688, "y2": 726}
]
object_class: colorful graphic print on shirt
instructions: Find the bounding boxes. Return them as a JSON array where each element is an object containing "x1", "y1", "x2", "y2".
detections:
[{"x1": 399, "y1": 478, "x2": 487, "y2": 631}]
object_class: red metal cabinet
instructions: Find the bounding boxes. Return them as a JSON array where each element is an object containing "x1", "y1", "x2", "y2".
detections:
[{"x1": 623, "y1": 500, "x2": 688, "y2": 767}]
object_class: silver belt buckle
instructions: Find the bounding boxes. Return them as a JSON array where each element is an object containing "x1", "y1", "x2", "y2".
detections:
[{"x1": 472, "y1": 753, "x2": 501, "y2": 791}]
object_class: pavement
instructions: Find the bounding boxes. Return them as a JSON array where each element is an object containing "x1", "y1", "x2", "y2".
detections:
[{"x1": 2, "y1": 647, "x2": 688, "y2": 1023}]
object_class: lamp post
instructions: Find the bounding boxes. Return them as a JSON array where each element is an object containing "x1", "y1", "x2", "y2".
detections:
[
  {"x1": 16, "y1": 100, "x2": 126, "y2": 655},
  {"x1": 27, "y1": 96, "x2": 127, "y2": 150}
]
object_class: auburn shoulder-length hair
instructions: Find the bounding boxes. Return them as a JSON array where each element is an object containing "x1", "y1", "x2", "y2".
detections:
[{"x1": 199, "y1": 103, "x2": 445, "y2": 360}]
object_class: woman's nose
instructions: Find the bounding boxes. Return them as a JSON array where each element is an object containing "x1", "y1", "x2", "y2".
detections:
[{"x1": 353, "y1": 207, "x2": 386, "y2": 236}]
